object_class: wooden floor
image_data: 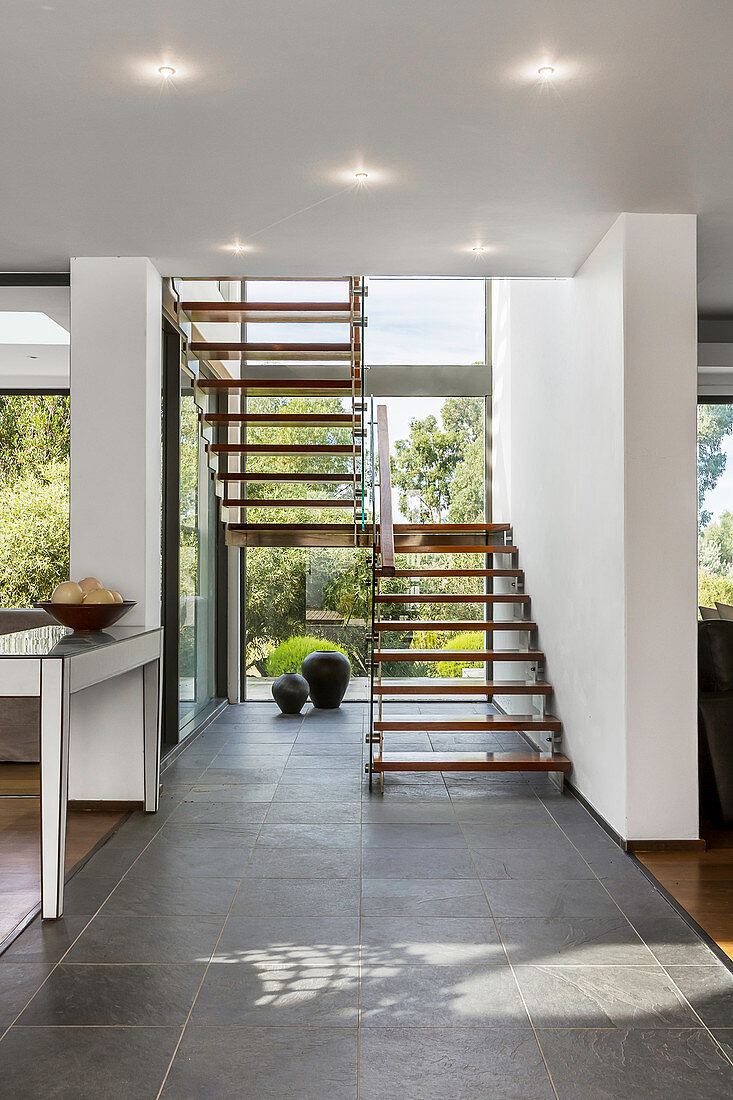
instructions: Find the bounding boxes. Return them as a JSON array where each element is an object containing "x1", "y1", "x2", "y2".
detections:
[
  {"x1": 638, "y1": 826, "x2": 733, "y2": 960},
  {"x1": 0, "y1": 763, "x2": 124, "y2": 948}
]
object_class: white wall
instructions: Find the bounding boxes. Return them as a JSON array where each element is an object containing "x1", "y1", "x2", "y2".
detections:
[
  {"x1": 492, "y1": 213, "x2": 698, "y2": 841},
  {"x1": 68, "y1": 257, "x2": 162, "y2": 802}
]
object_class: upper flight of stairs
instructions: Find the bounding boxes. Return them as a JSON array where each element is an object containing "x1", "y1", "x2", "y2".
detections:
[
  {"x1": 177, "y1": 278, "x2": 368, "y2": 548},
  {"x1": 368, "y1": 520, "x2": 571, "y2": 783}
]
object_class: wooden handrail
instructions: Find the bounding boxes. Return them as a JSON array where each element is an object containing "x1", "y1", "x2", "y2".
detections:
[{"x1": 377, "y1": 404, "x2": 395, "y2": 576}]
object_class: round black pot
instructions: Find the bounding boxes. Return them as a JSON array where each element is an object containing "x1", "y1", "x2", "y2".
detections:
[
  {"x1": 300, "y1": 650, "x2": 351, "y2": 709},
  {"x1": 271, "y1": 672, "x2": 309, "y2": 715}
]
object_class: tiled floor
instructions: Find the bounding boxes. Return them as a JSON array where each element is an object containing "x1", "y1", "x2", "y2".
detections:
[{"x1": 0, "y1": 702, "x2": 732, "y2": 1098}]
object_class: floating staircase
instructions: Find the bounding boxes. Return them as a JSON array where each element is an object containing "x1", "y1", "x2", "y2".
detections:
[
  {"x1": 176, "y1": 278, "x2": 369, "y2": 548},
  {"x1": 367, "y1": 408, "x2": 571, "y2": 788}
]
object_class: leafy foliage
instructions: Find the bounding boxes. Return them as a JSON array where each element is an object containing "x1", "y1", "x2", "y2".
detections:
[
  {"x1": 0, "y1": 396, "x2": 70, "y2": 608},
  {"x1": 434, "y1": 631, "x2": 484, "y2": 678},
  {"x1": 698, "y1": 571, "x2": 733, "y2": 613},
  {"x1": 0, "y1": 460, "x2": 70, "y2": 606},
  {"x1": 390, "y1": 398, "x2": 484, "y2": 523},
  {"x1": 265, "y1": 635, "x2": 347, "y2": 677}
]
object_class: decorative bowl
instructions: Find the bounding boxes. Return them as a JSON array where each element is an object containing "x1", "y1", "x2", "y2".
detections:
[{"x1": 34, "y1": 601, "x2": 137, "y2": 634}]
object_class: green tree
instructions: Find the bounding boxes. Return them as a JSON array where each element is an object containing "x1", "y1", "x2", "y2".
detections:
[
  {"x1": 698, "y1": 404, "x2": 733, "y2": 529},
  {"x1": 391, "y1": 414, "x2": 462, "y2": 522},
  {"x1": 0, "y1": 461, "x2": 70, "y2": 606},
  {"x1": 0, "y1": 395, "x2": 70, "y2": 482}
]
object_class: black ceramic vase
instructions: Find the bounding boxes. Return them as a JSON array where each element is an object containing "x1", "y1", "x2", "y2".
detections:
[
  {"x1": 272, "y1": 673, "x2": 309, "y2": 715},
  {"x1": 300, "y1": 650, "x2": 351, "y2": 709}
]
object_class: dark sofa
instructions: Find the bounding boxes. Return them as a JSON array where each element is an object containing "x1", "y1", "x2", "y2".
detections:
[{"x1": 698, "y1": 618, "x2": 733, "y2": 827}]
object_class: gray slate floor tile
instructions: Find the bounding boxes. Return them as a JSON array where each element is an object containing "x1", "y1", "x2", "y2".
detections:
[
  {"x1": 483, "y1": 877, "x2": 621, "y2": 919},
  {"x1": 215, "y1": 915, "x2": 360, "y2": 967},
  {"x1": 161, "y1": 1026, "x2": 358, "y2": 1099},
  {"x1": 361, "y1": 916, "x2": 504, "y2": 965},
  {"x1": 497, "y1": 916, "x2": 656, "y2": 965},
  {"x1": 0, "y1": 1026, "x2": 181, "y2": 1099},
  {"x1": 64, "y1": 913, "x2": 224, "y2": 963},
  {"x1": 665, "y1": 965, "x2": 733, "y2": 1028},
  {"x1": 358, "y1": 1028, "x2": 554, "y2": 1099},
  {"x1": 515, "y1": 964, "x2": 703, "y2": 1028},
  {"x1": 537, "y1": 1027, "x2": 733, "y2": 1099},
  {"x1": 17, "y1": 963, "x2": 205, "y2": 1026},
  {"x1": 230, "y1": 878, "x2": 361, "y2": 917},
  {"x1": 0, "y1": 964, "x2": 53, "y2": 1025},
  {"x1": 362, "y1": 823, "x2": 466, "y2": 848},
  {"x1": 362, "y1": 846, "x2": 477, "y2": 880},
  {"x1": 361, "y1": 878, "x2": 491, "y2": 918},
  {"x1": 192, "y1": 961, "x2": 359, "y2": 1025},
  {"x1": 254, "y1": 823, "x2": 362, "y2": 849},
  {"x1": 360, "y1": 964, "x2": 529, "y2": 1027}
]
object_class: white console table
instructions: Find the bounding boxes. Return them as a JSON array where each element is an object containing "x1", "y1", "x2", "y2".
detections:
[{"x1": 0, "y1": 624, "x2": 163, "y2": 919}]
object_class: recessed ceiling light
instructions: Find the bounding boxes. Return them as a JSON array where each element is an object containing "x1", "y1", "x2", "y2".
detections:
[
  {"x1": 227, "y1": 242, "x2": 246, "y2": 254},
  {"x1": 354, "y1": 171, "x2": 369, "y2": 182},
  {"x1": 538, "y1": 65, "x2": 555, "y2": 78},
  {"x1": 472, "y1": 246, "x2": 487, "y2": 254},
  {"x1": 158, "y1": 66, "x2": 176, "y2": 78}
]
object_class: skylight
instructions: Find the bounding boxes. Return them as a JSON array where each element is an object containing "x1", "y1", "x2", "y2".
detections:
[{"x1": 0, "y1": 312, "x2": 70, "y2": 344}]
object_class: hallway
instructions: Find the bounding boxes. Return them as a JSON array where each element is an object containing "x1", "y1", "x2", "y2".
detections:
[{"x1": 0, "y1": 703, "x2": 732, "y2": 1097}]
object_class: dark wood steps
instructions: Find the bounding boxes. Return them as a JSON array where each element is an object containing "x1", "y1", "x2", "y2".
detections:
[
  {"x1": 373, "y1": 681, "x2": 552, "y2": 696},
  {"x1": 376, "y1": 594, "x2": 529, "y2": 604},
  {"x1": 372, "y1": 751, "x2": 571, "y2": 774},
  {"x1": 183, "y1": 301, "x2": 353, "y2": 320},
  {"x1": 374, "y1": 715, "x2": 561, "y2": 732},
  {"x1": 375, "y1": 649, "x2": 543, "y2": 662},
  {"x1": 376, "y1": 568, "x2": 524, "y2": 579},
  {"x1": 218, "y1": 472, "x2": 359, "y2": 483},
  {"x1": 212, "y1": 443, "x2": 358, "y2": 455},
  {"x1": 386, "y1": 544, "x2": 519, "y2": 555},
  {"x1": 374, "y1": 620, "x2": 536, "y2": 632},
  {"x1": 224, "y1": 498, "x2": 353, "y2": 508},
  {"x1": 204, "y1": 413, "x2": 362, "y2": 426},
  {"x1": 198, "y1": 379, "x2": 356, "y2": 396},
  {"x1": 390, "y1": 523, "x2": 512, "y2": 533}
]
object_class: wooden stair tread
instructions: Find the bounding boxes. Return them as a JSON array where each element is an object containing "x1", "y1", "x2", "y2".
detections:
[
  {"x1": 373, "y1": 751, "x2": 571, "y2": 774},
  {"x1": 373, "y1": 681, "x2": 552, "y2": 695},
  {"x1": 198, "y1": 379, "x2": 356, "y2": 394},
  {"x1": 390, "y1": 523, "x2": 512, "y2": 533},
  {"x1": 375, "y1": 620, "x2": 535, "y2": 631},
  {"x1": 226, "y1": 522, "x2": 358, "y2": 532},
  {"x1": 182, "y1": 301, "x2": 353, "y2": 316},
  {"x1": 375, "y1": 649, "x2": 544, "y2": 662},
  {"x1": 376, "y1": 594, "x2": 529, "y2": 603},
  {"x1": 374, "y1": 715, "x2": 561, "y2": 731},
  {"x1": 224, "y1": 498, "x2": 354, "y2": 508},
  {"x1": 212, "y1": 444, "x2": 358, "y2": 454},
  {"x1": 377, "y1": 568, "x2": 523, "y2": 578},
  {"x1": 218, "y1": 472, "x2": 359, "y2": 483},
  {"x1": 386, "y1": 544, "x2": 518, "y2": 555},
  {"x1": 204, "y1": 413, "x2": 362, "y2": 425}
]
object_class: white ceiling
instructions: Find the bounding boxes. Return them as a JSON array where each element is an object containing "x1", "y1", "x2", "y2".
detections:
[{"x1": 2, "y1": 1, "x2": 733, "y2": 312}]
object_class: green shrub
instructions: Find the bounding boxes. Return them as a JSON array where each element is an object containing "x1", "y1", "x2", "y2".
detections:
[
  {"x1": 699, "y1": 571, "x2": 733, "y2": 613},
  {"x1": 265, "y1": 635, "x2": 347, "y2": 677},
  {"x1": 435, "y1": 631, "x2": 484, "y2": 678}
]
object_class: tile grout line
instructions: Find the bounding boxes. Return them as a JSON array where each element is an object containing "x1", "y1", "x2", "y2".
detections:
[{"x1": 451, "y1": 781, "x2": 561, "y2": 1100}]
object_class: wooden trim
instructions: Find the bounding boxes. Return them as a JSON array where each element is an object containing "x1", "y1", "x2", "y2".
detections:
[
  {"x1": 218, "y1": 472, "x2": 358, "y2": 483},
  {"x1": 224, "y1": 498, "x2": 354, "y2": 508},
  {"x1": 374, "y1": 715, "x2": 561, "y2": 732},
  {"x1": 68, "y1": 800, "x2": 144, "y2": 811},
  {"x1": 626, "y1": 839, "x2": 707, "y2": 853},
  {"x1": 391, "y1": 523, "x2": 511, "y2": 533},
  {"x1": 375, "y1": 648, "x2": 544, "y2": 662},
  {"x1": 377, "y1": 404, "x2": 395, "y2": 576},
  {"x1": 376, "y1": 593, "x2": 529, "y2": 603},
  {"x1": 377, "y1": 568, "x2": 523, "y2": 578}
]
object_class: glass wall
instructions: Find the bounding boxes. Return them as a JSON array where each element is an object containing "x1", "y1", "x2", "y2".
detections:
[
  {"x1": 178, "y1": 372, "x2": 219, "y2": 731},
  {"x1": 698, "y1": 401, "x2": 733, "y2": 611}
]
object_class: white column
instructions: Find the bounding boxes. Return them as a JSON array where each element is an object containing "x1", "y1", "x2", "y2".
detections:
[{"x1": 68, "y1": 257, "x2": 162, "y2": 803}]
